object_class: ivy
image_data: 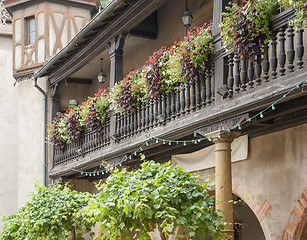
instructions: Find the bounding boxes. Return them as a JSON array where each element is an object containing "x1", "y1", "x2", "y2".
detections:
[{"x1": 85, "y1": 160, "x2": 225, "y2": 240}]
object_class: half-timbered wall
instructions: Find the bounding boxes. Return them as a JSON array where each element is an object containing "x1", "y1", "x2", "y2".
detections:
[{"x1": 12, "y1": 2, "x2": 91, "y2": 78}]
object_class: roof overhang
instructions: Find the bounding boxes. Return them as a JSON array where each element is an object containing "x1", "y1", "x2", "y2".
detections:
[{"x1": 32, "y1": 0, "x2": 167, "y2": 85}]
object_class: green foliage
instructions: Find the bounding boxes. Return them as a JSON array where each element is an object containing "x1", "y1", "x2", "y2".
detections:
[
  {"x1": 279, "y1": 0, "x2": 307, "y2": 30},
  {"x1": 0, "y1": 183, "x2": 94, "y2": 240},
  {"x1": 84, "y1": 161, "x2": 225, "y2": 240},
  {"x1": 220, "y1": 0, "x2": 279, "y2": 58}
]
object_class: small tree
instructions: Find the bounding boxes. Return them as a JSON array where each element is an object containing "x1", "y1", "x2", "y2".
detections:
[
  {"x1": 0, "y1": 183, "x2": 94, "y2": 240},
  {"x1": 86, "y1": 160, "x2": 225, "y2": 240}
]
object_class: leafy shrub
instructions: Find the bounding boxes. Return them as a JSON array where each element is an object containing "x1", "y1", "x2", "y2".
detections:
[{"x1": 0, "y1": 184, "x2": 94, "y2": 240}]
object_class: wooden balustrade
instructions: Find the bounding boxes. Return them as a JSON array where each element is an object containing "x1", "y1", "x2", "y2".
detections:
[
  {"x1": 53, "y1": 118, "x2": 110, "y2": 166},
  {"x1": 225, "y1": 10, "x2": 305, "y2": 94},
  {"x1": 53, "y1": 10, "x2": 306, "y2": 167}
]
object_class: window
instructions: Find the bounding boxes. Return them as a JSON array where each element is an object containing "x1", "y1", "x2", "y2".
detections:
[{"x1": 26, "y1": 16, "x2": 35, "y2": 45}]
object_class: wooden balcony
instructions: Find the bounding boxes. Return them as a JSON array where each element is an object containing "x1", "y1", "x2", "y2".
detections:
[{"x1": 51, "y1": 9, "x2": 307, "y2": 178}]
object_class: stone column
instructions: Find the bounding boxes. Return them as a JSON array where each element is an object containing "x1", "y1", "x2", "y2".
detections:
[
  {"x1": 108, "y1": 33, "x2": 127, "y2": 88},
  {"x1": 207, "y1": 131, "x2": 240, "y2": 239}
]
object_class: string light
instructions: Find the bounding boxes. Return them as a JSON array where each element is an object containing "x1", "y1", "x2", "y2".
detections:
[{"x1": 69, "y1": 80, "x2": 305, "y2": 176}]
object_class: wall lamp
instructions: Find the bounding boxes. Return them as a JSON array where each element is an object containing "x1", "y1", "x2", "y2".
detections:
[
  {"x1": 217, "y1": 85, "x2": 230, "y2": 99},
  {"x1": 97, "y1": 58, "x2": 107, "y2": 84},
  {"x1": 182, "y1": 0, "x2": 193, "y2": 28}
]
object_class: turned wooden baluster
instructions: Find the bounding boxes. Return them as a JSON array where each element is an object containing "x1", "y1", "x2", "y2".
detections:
[
  {"x1": 171, "y1": 89, "x2": 176, "y2": 120},
  {"x1": 120, "y1": 114, "x2": 124, "y2": 140},
  {"x1": 287, "y1": 25, "x2": 295, "y2": 72},
  {"x1": 185, "y1": 83, "x2": 191, "y2": 113},
  {"x1": 146, "y1": 101, "x2": 150, "y2": 130},
  {"x1": 240, "y1": 59, "x2": 247, "y2": 91},
  {"x1": 255, "y1": 54, "x2": 262, "y2": 86},
  {"x1": 279, "y1": 27, "x2": 286, "y2": 76},
  {"x1": 134, "y1": 111, "x2": 138, "y2": 135},
  {"x1": 228, "y1": 54, "x2": 234, "y2": 96},
  {"x1": 263, "y1": 44, "x2": 269, "y2": 83},
  {"x1": 271, "y1": 31, "x2": 278, "y2": 79},
  {"x1": 191, "y1": 81, "x2": 196, "y2": 112},
  {"x1": 206, "y1": 66, "x2": 212, "y2": 105},
  {"x1": 142, "y1": 104, "x2": 146, "y2": 131},
  {"x1": 107, "y1": 119, "x2": 110, "y2": 145},
  {"x1": 116, "y1": 114, "x2": 120, "y2": 139},
  {"x1": 181, "y1": 83, "x2": 186, "y2": 115},
  {"x1": 124, "y1": 114, "x2": 128, "y2": 138},
  {"x1": 247, "y1": 56, "x2": 254, "y2": 89},
  {"x1": 166, "y1": 92, "x2": 171, "y2": 122},
  {"x1": 154, "y1": 98, "x2": 158, "y2": 127},
  {"x1": 196, "y1": 77, "x2": 201, "y2": 109},
  {"x1": 234, "y1": 54, "x2": 240, "y2": 93},
  {"x1": 128, "y1": 112, "x2": 131, "y2": 137},
  {"x1": 138, "y1": 106, "x2": 142, "y2": 133},
  {"x1": 128, "y1": 112, "x2": 132, "y2": 137},
  {"x1": 201, "y1": 73, "x2": 206, "y2": 108},
  {"x1": 176, "y1": 83, "x2": 181, "y2": 118},
  {"x1": 297, "y1": 29, "x2": 304, "y2": 69},
  {"x1": 162, "y1": 95, "x2": 166, "y2": 123},
  {"x1": 150, "y1": 99, "x2": 154, "y2": 128},
  {"x1": 211, "y1": 63, "x2": 215, "y2": 103}
]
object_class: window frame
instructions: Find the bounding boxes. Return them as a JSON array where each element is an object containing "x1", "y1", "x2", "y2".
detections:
[{"x1": 25, "y1": 16, "x2": 35, "y2": 46}]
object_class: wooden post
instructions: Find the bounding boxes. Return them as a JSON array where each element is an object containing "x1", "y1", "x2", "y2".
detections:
[
  {"x1": 108, "y1": 33, "x2": 126, "y2": 88},
  {"x1": 207, "y1": 131, "x2": 240, "y2": 240}
]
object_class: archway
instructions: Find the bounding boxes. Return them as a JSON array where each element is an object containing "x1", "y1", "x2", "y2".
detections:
[
  {"x1": 233, "y1": 193, "x2": 266, "y2": 240},
  {"x1": 283, "y1": 190, "x2": 307, "y2": 240}
]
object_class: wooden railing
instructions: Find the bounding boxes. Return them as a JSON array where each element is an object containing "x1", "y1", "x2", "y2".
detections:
[
  {"x1": 115, "y1": 63, "x2": 215, "y2": 140},
  {"x1": 53, "y1": 9, "x2": 306, "y2": 167},
  {"x1": 53, "y1": 119, "x2": 110, "y2": 165},
  {"x1": 225, "y1": 9, "x2": 305, "y2": 95}
]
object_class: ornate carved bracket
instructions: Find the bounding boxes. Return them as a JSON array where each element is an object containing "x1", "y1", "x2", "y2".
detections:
[
  {"x1": 108, "y1": 33, "x2": 127, "y2": 55},
  {"x1": 194, "y1": 113, "x2": 249, "y2": 137},
  {"x1": 0, "y1": 2, "x2": 12, "y2": 26}
]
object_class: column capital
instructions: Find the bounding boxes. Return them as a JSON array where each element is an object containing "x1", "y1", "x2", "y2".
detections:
[
  {"x1": 107, "y1": 33, "x2": 127, "y2": 55},
  {"x1": 206, "y1": 130, "x2": 241, "y2": 144}
]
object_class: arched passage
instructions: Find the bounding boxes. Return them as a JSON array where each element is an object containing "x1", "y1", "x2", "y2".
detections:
[
  {"x1": 283, "y1": 190, "x2": 307, "y2": 240},
  {"x1": 232, "y1": 179, "x2": 272, "y2": 240}
]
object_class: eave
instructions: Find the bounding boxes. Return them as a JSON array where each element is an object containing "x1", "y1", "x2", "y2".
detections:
[{"x1": 32, "y1": 0, "x2": 167, "y2": 84}]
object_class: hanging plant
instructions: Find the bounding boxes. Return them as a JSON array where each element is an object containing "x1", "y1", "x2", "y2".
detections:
[
  {"x1": 220, "y1": 0, "x2": 279, "y2": 58},
  {"x1": 65, "y1": 106, "x2": 85, "y2": 143},
  {"x1": 181, "y1": 22, "x2": 214, "y2": 83},
  {"x1": 110, "y1": 70, "x2": 148, "y2": 114},
  {"x1": 47, "y1": 112, "x2": 67, "y2": 147},
  {"x1": 84, "y1": 88, "x2": 110, "y2": 133},
  {"x1": 279, "y1": 0, "x2": 307, "y2": 30},
  {"x1": 142, "y1": 46, "x2": 172, "y2": 98}
]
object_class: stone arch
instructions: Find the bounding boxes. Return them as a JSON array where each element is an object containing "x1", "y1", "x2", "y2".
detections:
[
  {"x1": 232, "y1": 179, "x2": 273, "y2": 240},
  {"x1": 282, "y1": 190, "x2": 307, "y2": 240}
]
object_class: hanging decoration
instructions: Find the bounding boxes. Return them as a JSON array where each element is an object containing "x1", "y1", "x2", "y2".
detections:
[{"x1": 71, "y1": 80, "x2": 306, "y2": 176}]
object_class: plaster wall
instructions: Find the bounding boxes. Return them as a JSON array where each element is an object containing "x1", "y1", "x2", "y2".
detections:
[
  {"x1": 123, "y1": 0, "x2": 213, "y2": 75},
  {"x1": 0, "y1": 26, "x2": 18, "y2": 230},
  {"x1": 16, "y1": 77, "x2": 47, "y2": 207},
  {"x1": 197, "y1": 123, "x2": 307, "y2": 240}
]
